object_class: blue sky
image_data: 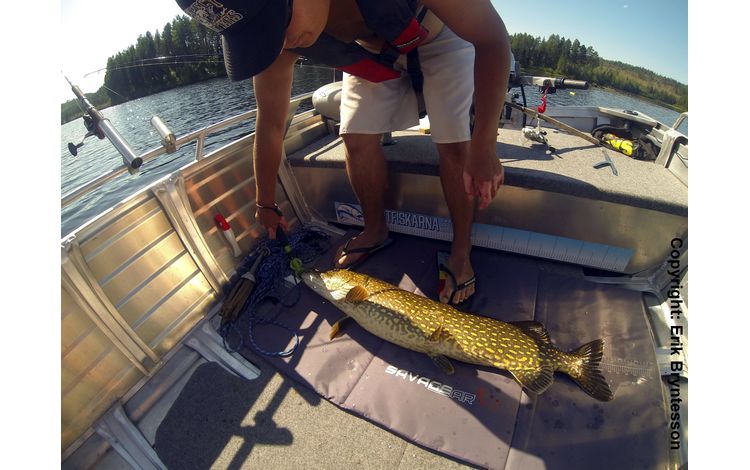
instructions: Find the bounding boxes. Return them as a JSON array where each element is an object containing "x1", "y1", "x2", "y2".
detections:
[
  {"x1": 492, "y1": 0, "x2": 688, "y2": 84},
  {"x1": 59, "y1": 0, "x2": 688, "y2": 101}
]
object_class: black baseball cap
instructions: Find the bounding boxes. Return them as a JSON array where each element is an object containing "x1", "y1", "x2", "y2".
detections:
[{"x1": 176, "y1": 0, "x2": 291, "y2": 81}]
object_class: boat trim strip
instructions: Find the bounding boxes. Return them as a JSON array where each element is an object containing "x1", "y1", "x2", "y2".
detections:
[
  {"x1": 152, "y1": 174, "x2": 228, "y2": 293},
  {"x1": 62, "y1": 239, "x2": 159, "y2": 370}
]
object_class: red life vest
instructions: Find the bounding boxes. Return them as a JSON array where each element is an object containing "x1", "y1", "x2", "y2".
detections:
[{"x1": 289, "y1": 0, "x2": 429, "y2": 86}]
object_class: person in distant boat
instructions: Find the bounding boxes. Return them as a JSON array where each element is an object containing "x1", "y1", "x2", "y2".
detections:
[{"x1": 176, "y1": 0, "x2": 510, "y2": 305}]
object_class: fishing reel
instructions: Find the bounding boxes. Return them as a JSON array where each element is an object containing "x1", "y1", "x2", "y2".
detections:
[
  {"x1": 67, "y1": 114, "x2": 104, "y2": 157},
  {"x1": 522, "y1": 125, "x2": 548, "y2": 145},
  {"x1": 522, "y1": 123, "x2": 556, "y2": 153}
]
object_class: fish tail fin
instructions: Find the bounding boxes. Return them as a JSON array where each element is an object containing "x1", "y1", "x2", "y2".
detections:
[{"x1": 566, "y1": 339, "x2": 614, "y2": 401}]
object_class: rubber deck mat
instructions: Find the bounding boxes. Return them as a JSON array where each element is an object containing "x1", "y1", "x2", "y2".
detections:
[{"x1": 157, "y1": 232, "x2": 669, "y2": 469}]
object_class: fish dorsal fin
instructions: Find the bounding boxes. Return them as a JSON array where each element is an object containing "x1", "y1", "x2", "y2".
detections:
[
  {"x1": 329, "y1": 315, "x2": 350, "y2": 340},
  {"x1": 509, "y1": 364, "x2": 554, "y2": 395},
  {"x1": 511, "y1": 321, "x2": 552, "y2": 344},
  {"x1": 345, "y1": 285, "x2": 370, "y2": 303}
]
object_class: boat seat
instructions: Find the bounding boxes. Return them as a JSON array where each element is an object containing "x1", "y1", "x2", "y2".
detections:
[{"x1": 286, "y1": 127, "x2": 687, "y2": 218}]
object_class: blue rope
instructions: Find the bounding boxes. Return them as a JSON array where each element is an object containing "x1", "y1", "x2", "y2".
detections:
[
  {"x1": 245, "y1": 300, "x2": 300, "y2": 357},
  {"x1": 219, "y1": 321, "x2": 244, "y2": 352},
  {"x1": 218, "y1": 226, "x2": 330, "y2": 356}
]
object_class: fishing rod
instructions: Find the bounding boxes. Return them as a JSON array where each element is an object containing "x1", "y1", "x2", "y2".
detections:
[
  {"x1": 83, "y1": 54, "x2": 224, "y2": 77},
  {"x1": 506, "y1": 53, "x2": 590, "y2": 92},
  {"x1": 83, "y1": 55, "x2": 332, "y2": 78},
  {"x1": 64, "y1": 73, "x2": 179, "y2": 177},
  {"x1": 64, "y1": 74, "x2": 144, "y2": 174},
  {"x1": 502, "y1": 55, "x2": 598, "y2": 147},
  {"x1": 512, "y1": 75, "x2": 589, "y2": 91},
  {"x1": 508, "y1": 101, "x2": 602, "y2": 146}
]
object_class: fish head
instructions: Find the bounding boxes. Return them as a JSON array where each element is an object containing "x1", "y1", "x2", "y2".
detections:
[{"x1": 301, "y1": 269, "x2": 365, "y2": 302}]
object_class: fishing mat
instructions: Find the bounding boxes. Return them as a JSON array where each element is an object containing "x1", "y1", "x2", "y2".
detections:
[{"x1": 158, "y1": 231, "x2": 669, "y2": 469}]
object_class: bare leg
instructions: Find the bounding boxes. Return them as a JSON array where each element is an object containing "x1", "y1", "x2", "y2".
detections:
[
  {"x1": 335, "y1": 133, "x2": 390, "y2": 267},
  {"x1": 436, "y1": 141, "x2": 476, "y2": 304}
]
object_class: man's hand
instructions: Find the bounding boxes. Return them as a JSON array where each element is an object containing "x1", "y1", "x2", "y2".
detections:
[
  {"x1": 463, "y1": 149, "x2": 504, "y2": 210},
  {"x1": 255, "y1": 205, "x2": 289, "y2": 240},
  {"x1": 423, "y1": 0, "x2": 510, "y2": 211},
  {"x1": 253, "y1": 50, "x2": 298, "y2": 241}
]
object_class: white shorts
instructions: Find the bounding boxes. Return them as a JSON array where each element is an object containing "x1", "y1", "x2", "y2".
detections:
[{"x1": 339, "y1": 26, "x2": 475, "y2": 144}]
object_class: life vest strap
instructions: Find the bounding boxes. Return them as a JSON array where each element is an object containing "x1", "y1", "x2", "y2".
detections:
[
  {"x1": 392, "y1": 17, "x2": 428, "y2": 54},
  {"x1": 403, "y1": 7, "x2": 429, "y2": 93},
  {"x1": 293, "y1": 5, "x2": 430, "y2": 87},
  {"x1": 338, "y1": 59, "x2": 402, "y2": 82}
]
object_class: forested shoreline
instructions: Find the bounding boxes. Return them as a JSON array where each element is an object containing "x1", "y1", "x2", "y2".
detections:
[
  {"x1": 61, "y1": 15, "x2": 687, "y2": 124},
  {"x1": 509, "y1": 33, "x2": 687, "y2": 112}
]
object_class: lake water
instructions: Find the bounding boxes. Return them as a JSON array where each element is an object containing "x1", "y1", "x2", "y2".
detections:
[{"x1": 60, "y1": 65, "x2": 686, "y2": 237}]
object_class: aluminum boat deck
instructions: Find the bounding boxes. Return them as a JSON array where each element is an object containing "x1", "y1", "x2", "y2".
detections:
[{"x1": 62, "y1": 101, "x2": 687, "y2": 469}]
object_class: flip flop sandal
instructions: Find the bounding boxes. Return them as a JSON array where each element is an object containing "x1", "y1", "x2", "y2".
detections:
[
  {"x1": 336, "y1": 237, "x2": 394, "y2": 270},
  {"x1": 437, "y1": 251, "x2": 476, "y2": 308}
]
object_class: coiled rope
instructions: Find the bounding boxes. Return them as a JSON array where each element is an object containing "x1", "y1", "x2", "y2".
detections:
[{"x1": 219, "y1": 226, "x2": 331, "y2": 356}]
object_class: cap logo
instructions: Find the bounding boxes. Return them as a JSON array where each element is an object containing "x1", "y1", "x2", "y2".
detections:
[{"x1": 185, "y1": 0, "x2": 243, "y2": 32}]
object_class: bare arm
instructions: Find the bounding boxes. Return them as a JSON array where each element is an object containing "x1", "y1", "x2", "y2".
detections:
[
  {"x1": 422, "y1": 0, "x2": 511, "y2": 209},
  {"x1": 252, "y1": 50, "x2": 300, "y2": 237}
]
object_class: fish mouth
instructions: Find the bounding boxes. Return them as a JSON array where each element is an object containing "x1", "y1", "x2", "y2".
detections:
[
  {"x1": 300, "y1": 269, "x2": 324, "y2": 290},
  {"x1": 300, "y1": 269, "x2": 353, "y2": 302}
]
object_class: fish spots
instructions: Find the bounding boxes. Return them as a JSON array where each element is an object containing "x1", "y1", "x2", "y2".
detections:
[{"x1": 321, "y1": 272, "x2": 593, "y2": 395}]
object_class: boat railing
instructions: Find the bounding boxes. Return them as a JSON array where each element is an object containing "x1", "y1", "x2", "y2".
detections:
[
  {"x1": 61, "y1": 91, "x2": 314, "y2": 209},
  {"x1": 672, "y1": 111, "x2": 688, "y2": 132}
]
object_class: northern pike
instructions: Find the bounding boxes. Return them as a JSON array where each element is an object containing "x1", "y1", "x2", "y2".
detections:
[{"x1": 302, "y1": 269, "x2": 613, "y2": 401}]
